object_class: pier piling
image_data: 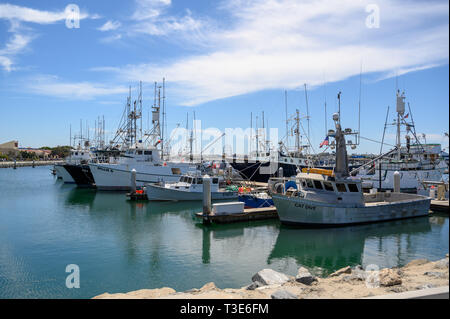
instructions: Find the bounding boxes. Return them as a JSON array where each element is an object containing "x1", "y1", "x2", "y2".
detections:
[
  {"x1": 131, "y1": 169, "x2": 136, "y2": 193},
  {"x1": 202, "y1": 175, "x2": 212, "y2": 225}
]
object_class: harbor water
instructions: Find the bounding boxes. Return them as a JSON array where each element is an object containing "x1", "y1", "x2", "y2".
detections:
[{"x1": 0, "y1": 166, "x2": 448, "y2": 299}]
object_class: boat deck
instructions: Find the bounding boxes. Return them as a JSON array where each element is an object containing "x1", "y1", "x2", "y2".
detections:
[{"x1": 195, "y1": 206, "x2": 278, "y2": 224}]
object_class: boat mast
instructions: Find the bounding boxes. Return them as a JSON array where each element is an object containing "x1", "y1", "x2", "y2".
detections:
[
  {"x1": 396, "y1": 90, "x2": 406, "y2": 160},
  {"x1": 334, "y1": 92, "x2": 349, "y2": 179}
]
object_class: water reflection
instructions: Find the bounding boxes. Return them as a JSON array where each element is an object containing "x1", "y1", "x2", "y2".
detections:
[{"x1": 268, "y1": 217, "x2": 432, "y2": 275}]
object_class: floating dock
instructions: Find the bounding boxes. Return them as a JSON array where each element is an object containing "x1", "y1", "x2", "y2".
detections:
[
  {"x1": 195, "y1": 206, "x2": 278, "y2": 224},
  {"x1": 430, "y1": 200, "x2": 449, "y2": 213}
]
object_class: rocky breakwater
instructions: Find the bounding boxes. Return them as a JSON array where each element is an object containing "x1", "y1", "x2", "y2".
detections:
[{"x1": 94, "y1": 254, "x2": 449, "y2": 299}]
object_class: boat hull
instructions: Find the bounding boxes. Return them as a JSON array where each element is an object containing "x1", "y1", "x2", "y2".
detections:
[
  {"x1": 89, "y1": 163, "x2": 195, "y2": 191},
  {"x1": 145, "y1": 184, "x2": 239, "y2": 201},
  {"x1": 272, "y1": 193, "x2": 431, "y2": 227},
  {"x1": 54, "y1": 164, "x2": 75, "y2": 184},
  {"x1": 64, "y1": 164, "x2": 95, "y2": 188}
]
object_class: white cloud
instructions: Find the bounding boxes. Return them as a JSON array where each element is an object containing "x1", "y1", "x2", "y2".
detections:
[
  {"x1": 26, "y1": 75, "x2": 129, "y2": 100},
  {"x1": 98, "y1": 0, "x2": 449, "y2": 106},
  {"x1": 131, "y1": 0, "x2": 172, "y2": 21},
  {"x1": 0, "y1": 3, "x2": 98, "y2": 71},
  {"x1": 0, "y1": 56, "x2": 13, "y2": 72},
  {"x1": 129, "y1": 0, "x2": 205, "y2": 37},
  {"x1": 98, "y1": 20, "x2": 121, "y2": 32},
  {"x1": 0, "y1": 3, "x2": 90, "y2": 24},
  {"x1": 0, "y1": 33, "x2": 34, "y2": 71}
]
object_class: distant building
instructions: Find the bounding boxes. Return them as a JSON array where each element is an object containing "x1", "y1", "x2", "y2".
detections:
[
  {"x1": 0, "y1": 140, "x2": 19, "y2": 156},
  {"x1": 0, "y1": 141, "x2": 51, "y2": 159}
]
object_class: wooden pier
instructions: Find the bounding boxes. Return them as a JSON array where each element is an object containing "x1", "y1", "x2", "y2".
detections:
[{"x1": 195, "y1": 206, "x2": 278, "y2": 224}]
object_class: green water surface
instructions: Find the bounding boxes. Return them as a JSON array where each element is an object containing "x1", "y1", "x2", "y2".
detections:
[{"x1": 0, "y1": 166, "x2": 448, "y2": 298}]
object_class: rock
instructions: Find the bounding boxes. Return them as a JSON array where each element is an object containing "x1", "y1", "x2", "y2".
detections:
[
  {"x1": 251, "y1": 269, "x2": 290, "y2": 286},
  {"x1": 446, "y1": 253, "x2": 449, "y2": 258},
  {"x1": 200, "y1": 282, "x2": 217, "y2": 291},
  {"x1": 246, "y1": 281, "x2": 264, "y2": 291},
  {"x1": 424, "y1": 271, "x2": 445, "y2": 278},
  {"x1": 295, "y1": 267, "x2": 317, "y2": 285},
  {"x1": 271, "y1": 290, "x2": 298, "y2": 299},
  {"x1": 387, "y1": 286, "x2": 407, "y2": 293},
  {"x1": 434, "y1": 258, "x2": 449, "y2": 269},
  {"x1": 405, "y1": 259, "x2": 429, "y2": 268},
  {"x1": 329, "y1": 266, "x2": 352, "y2": 277},
  {"x1": 379, "y1": 269, "x2": 402, "y2": 287},
  {"x1": 416, "y1": 284, "x2": 436, "y2": 290}
]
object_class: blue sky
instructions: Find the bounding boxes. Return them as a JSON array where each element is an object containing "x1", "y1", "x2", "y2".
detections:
[{"x1": 0, "y1": 0, "x2": 448, "y2": 154}]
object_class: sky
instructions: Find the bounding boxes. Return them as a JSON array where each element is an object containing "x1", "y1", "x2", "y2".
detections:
[{"x1": 0, "y1": 0, "x2": 448, "y2": 155}]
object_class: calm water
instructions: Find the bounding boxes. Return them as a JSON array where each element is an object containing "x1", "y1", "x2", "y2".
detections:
[{"x1": 0, "y1": 166, "x2": 448, "y2": 299}]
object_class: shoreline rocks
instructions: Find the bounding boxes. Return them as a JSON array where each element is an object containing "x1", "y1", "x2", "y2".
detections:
[{"x1": 93, "y1": 254, "x2": 449, "y2": 299}]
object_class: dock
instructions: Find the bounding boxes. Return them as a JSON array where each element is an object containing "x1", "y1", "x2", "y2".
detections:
[
  {"x1": 0, "y1": 160, "x2": 64, "y2": 168},
  {"x1": 430, "y1": 200, "x2": 449, "y2": 213},
  {"x1": 195, "y1": 206, "x2": 278, "y2": 224}
]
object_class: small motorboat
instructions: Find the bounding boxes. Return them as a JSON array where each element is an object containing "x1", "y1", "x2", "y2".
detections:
[
  {"x1": 144, "y1": 174, "x2": 239, "y2": 201},
  {"x1": 239, "y1": 192, "x2": 274, "y2": 208}
]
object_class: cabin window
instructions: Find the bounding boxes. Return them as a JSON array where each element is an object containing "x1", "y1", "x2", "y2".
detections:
[
  {"x1": 306, "y1": 180, "x2": 314, "y2": 189},
  {"x1": 137, "y1": 150, "x2": 143, "y2": 155},
  {"x1": 313, "y1": 180, "x2": 323, "y2": 190},
  {"x1": 323, "y1": 182, "x2": 334, "y2": 191},
  {"x1": 301, "y1": 180, "x2": 307, "y2": 188},
  {"x1": 197, "y1": 178, "x2": 203, "y2": 184},
  {"x1": 212, "y1": 178, "x2": 219, "y2": 184},
  {"x1": 348, "y1": 183, "x2": 359, "y2": 192},
  {"x1": 144, "y1": 151, "x2": 152, "y2": 155},
  {"x1": 171, "y1": 168, "x2": 181, "y2": 175},
  {"x1": 336, "y1": 183, "x2": 347, "y2": 192},
  {"x1": 188, "y1": 177, "x2": 193, "y2": 184},
  {"x1": 75, "y1": 152, "x2": 78, "y2": 156}
]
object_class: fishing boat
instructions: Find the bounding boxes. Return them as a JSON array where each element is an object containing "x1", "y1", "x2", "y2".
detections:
[
  {"x1": 270, "y1": 96, "x2": 431, "y2": 227},
  {"x1": 144, "y1": 174, "x2": 239, "y2": 201},
  {"x1": 356, "y1": 91, "x2": 447, "y2": 193},
  {"x1": 54, "y1": 148, "x2": 91, "y2": 184}
]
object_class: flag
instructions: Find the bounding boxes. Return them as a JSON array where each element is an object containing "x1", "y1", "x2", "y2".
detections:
[
  {"x1": 404, "y1": 113, "x2": 409, "y2": 119},
  {"x1": 319, "y1": 136, "x2": 329, "y2": 148}
]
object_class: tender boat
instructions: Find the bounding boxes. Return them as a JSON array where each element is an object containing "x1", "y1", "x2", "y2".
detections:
[
  {"x1": 270, "y1": 110, "x2": 431, "y2": 227},
  {"x1": 239, "y1": 193, "x2": 274, "y2": 208},
  {"x1": 144, "y1": 174, "x2": 239, "y2": 201}
]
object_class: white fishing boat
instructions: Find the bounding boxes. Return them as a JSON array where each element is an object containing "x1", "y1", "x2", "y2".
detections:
[
  {"x1": 144, "y1": 174, "x2": 239, "y2": 201},
  {"x1": 89, "y1": 147, "x2": 197, "y2": 190},
  {"x1": 54, "y1": 148, "x2": 91, "y2": 184},
  {"x1": 357, "y1": 91, "x2": 447, "y2": 192},
  {"x1": 270, "y1": 98, "x2": 431, "y2": 227}
]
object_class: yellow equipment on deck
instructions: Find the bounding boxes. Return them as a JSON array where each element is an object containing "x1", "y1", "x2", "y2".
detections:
[{"x1": 301, "y1": 168, "x2": 334, "y2": 176}]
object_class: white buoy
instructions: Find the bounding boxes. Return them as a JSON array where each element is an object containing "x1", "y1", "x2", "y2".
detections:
[
  {"x1": 130, "y1": 169, "x2": 136, "y2": 193},
  {"x1": 393, "y1": 171, "x2": 400, "y2": 193}
]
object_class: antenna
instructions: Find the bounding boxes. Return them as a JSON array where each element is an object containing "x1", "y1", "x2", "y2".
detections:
[
  {"x1": 285, "y1": 90, "x2": 289, "y2": 146},
  {"x1": 304, "y1": 83, "x2": 310, "y2": 146},
  {"x1": 358, "y1": 63, "x2": 362, "y2": 145}
]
